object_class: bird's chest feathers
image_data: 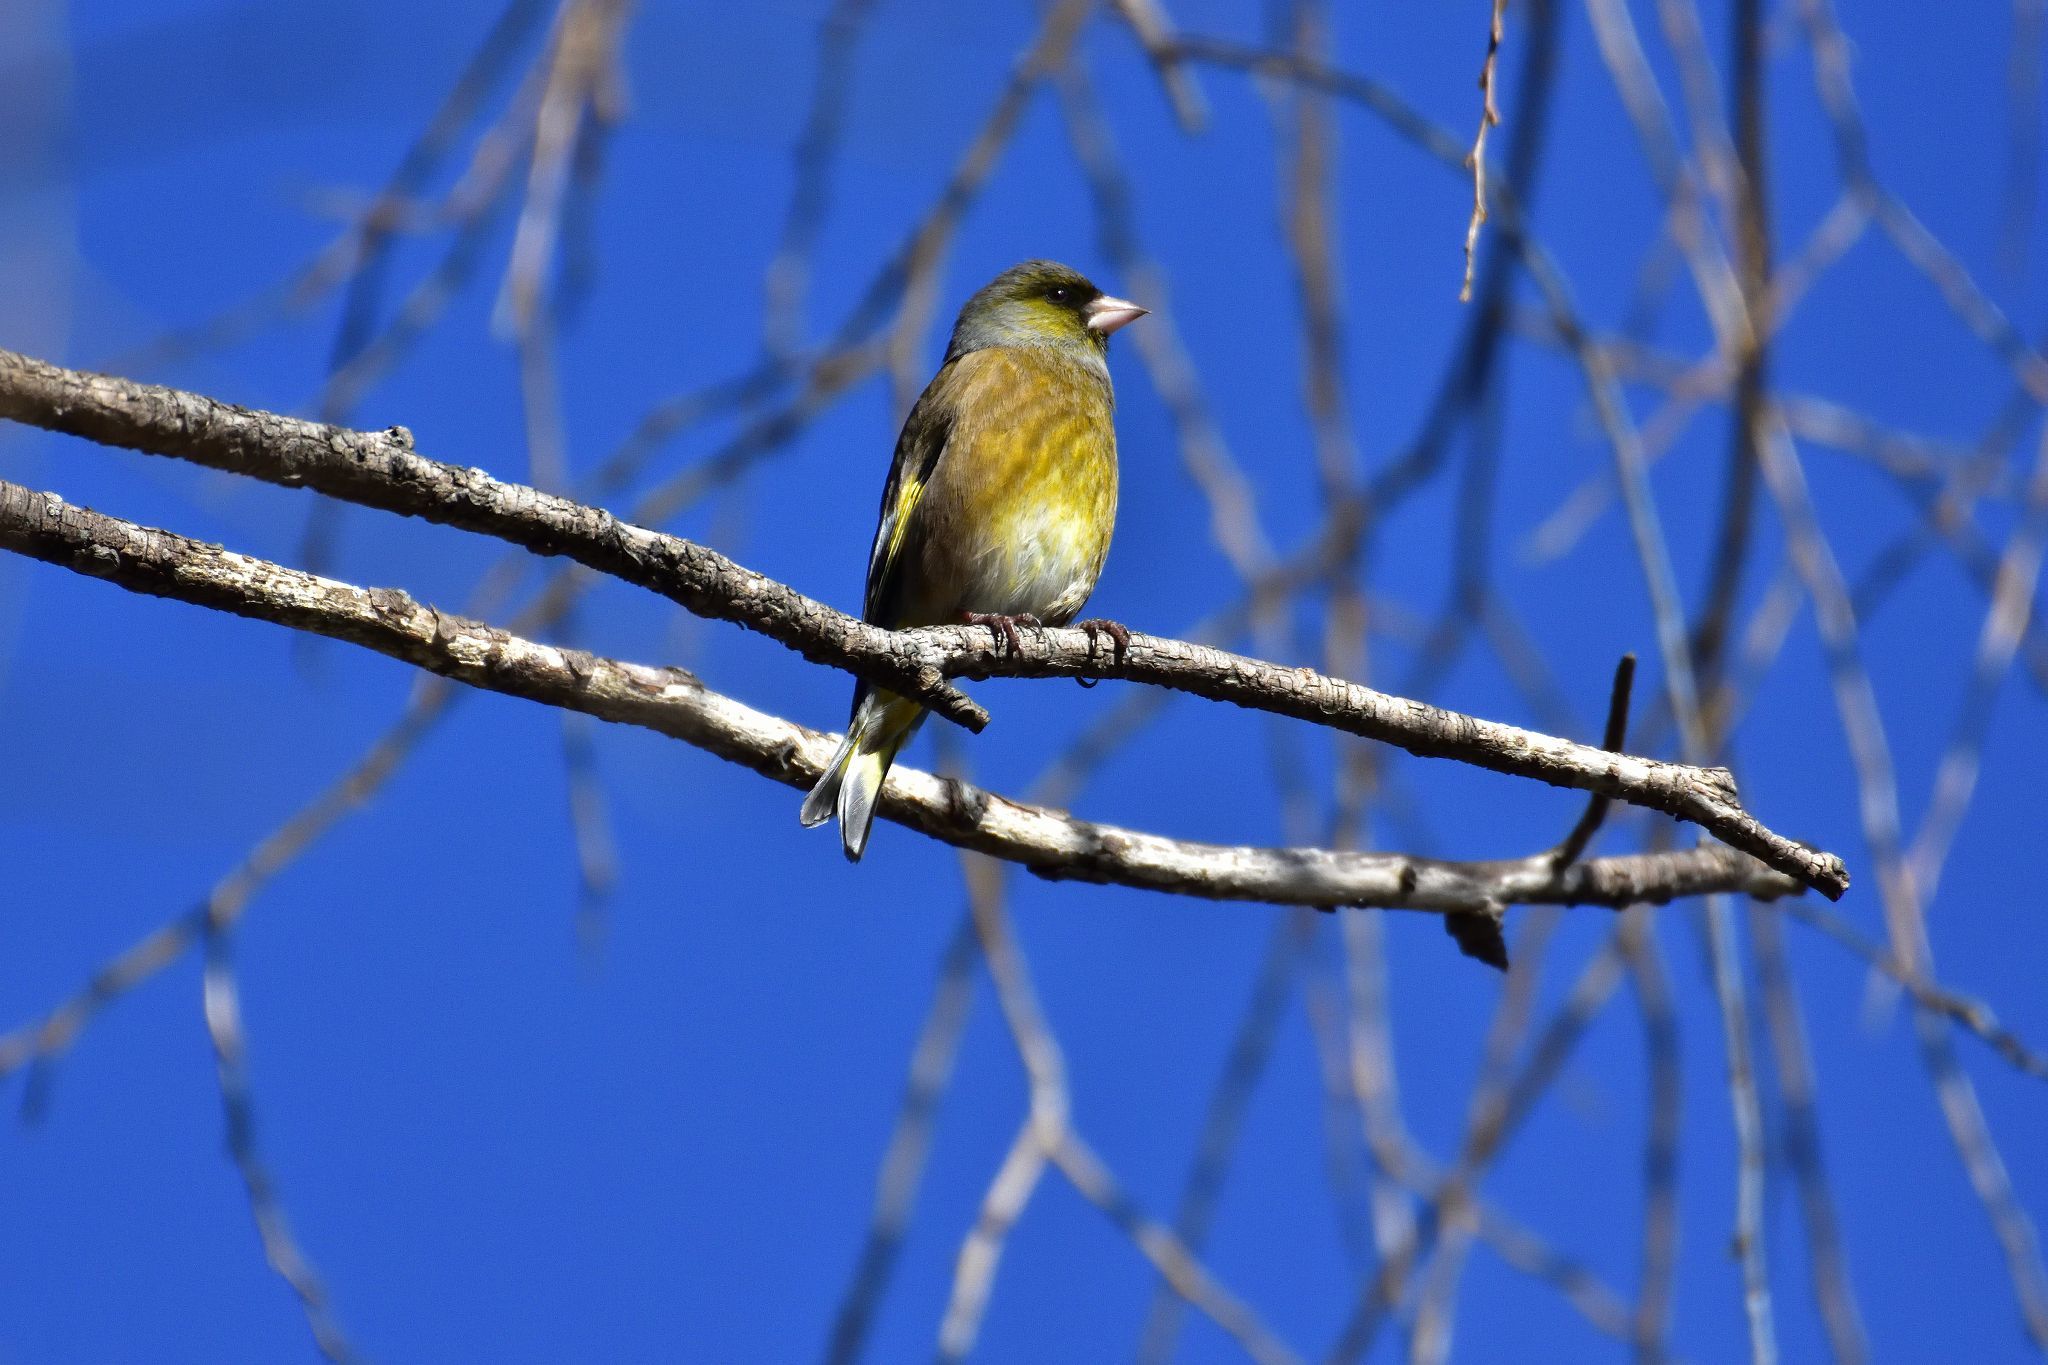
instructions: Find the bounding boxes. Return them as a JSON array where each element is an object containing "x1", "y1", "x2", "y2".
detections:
[
  {"x1": 955, "y1": 420, "x2": 1116, "y2": 618},
  {"x1": 899, "y1": 346, "x2": 1121, "y2": 622},
  {"x1": 995, "y1": 464, "x2": 1112, "y2": 570}
]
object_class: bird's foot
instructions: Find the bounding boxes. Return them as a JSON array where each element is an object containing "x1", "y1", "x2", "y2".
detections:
[
  {"x1": 962, "y1": 611, "x2": 1042, "y2": 656},
  {"x1": 1075, "y1": 617, "x2": 1132, "y2": 666}
]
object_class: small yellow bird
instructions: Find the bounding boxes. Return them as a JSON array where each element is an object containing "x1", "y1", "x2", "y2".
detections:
[{"x1": 801, "y1": 260, "x2": 1147, "y2": 859}]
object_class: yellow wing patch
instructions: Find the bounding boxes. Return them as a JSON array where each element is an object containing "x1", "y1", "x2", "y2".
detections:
[
  {"x1": 864, "y1": 454, "x2": 932, "y2": 624},
  {"x1": 885, "y1": 476, "x2": 925, "y2": 571}
]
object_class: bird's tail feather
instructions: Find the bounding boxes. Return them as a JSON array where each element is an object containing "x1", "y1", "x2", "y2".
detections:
[{"x1": 799, "y1": 690, "x2": 923, "y2": 860}]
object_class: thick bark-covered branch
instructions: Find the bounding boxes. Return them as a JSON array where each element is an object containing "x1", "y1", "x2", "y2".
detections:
[
  {"x1": 0, "y1": 480, "x2": 1806, "y2": 913},
  {"x1": 0, "y1": 348, "x2": 1849, "y2": 897},
  {"x1": 0, "y1": 346, "x2": 990, "y2": 728}
]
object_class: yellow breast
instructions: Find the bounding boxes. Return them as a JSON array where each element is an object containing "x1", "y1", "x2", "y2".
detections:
[
  {"x1": 951, "y1": 351, "x2": 1119, "y2": 622},
  {"x1": 879, "y1": 344, "x2": 1122, "y2": 627}
]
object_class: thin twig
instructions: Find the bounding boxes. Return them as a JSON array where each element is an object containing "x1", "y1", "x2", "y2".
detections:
[
  {"x1": 1749, "y1": 904, "x2": 1870, "y2": 1364},
  {"x1": 202, "y1": 930, "x2": 354, "y2": 1363},
  {"x1": 1107, "y1": 0, "x2": 1208, "y2": 131},
  {"x1": 1623, "y1": 914, "x2": 1682, "y2": 1363},
  {"x1": 826, "y1": 673, "x2": 1203, "y2": 1362},
  {"x1": 1135, "y1": 916, "x2": 1308, "y2": 1365},
  {"x1": 764, "y1": 0, "x2": 883, "y2": 356},
  {"x1": 933, "y1": 1121, "x2": 1047, "y2": 1362},
  {"x1": 939, "y1": 849, "x2": 1301, "y2": 1365},
  {"x1": 1325, "y1": 931, "x2": 1635, "y2": 1363},
  {"x1": 2001, "y1": 0, "x2": 2046, "y2": 280},
  {"x1": 1461, "y1": 0, "x2": 1509, "y2": 301},
  {"x1": 1779, "y1": 901, "x2": 2048, "y2": 1081},
  {"x1": 821, "y1": 921, "x2": 976, "y2": 1365},
  {"x1": 1550, "y1": 653, "x2": 1639, "y2": 869}
]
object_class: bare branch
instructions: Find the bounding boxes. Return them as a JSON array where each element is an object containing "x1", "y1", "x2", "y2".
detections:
[
  {"x1": 0, "y1": 674, "x2": 461, "y2": 1096},
  {"x1": 202, "y1": 932, "x2": 354, "y2": 1363},
  {"x1": 1327, "y1": 928, "x2": 1634, "y2": 1362},
  {"x1": 1751, "y1": 905, "x2": 1871, "y2": 1364},
  {"x1": 1548, "y1": 653, "x2": 1638, "y2": 869},
  {"x1": 1461, "y1": 0, "x2": 1509, "y2": 301},
  {"x1": 0, "y1": 350, "x2": 1849, "y2": 897},
  {"x1": 1624, "y1": 916, "x2": 1682, "y2": 1359},
  {"x1": 1051, "y1": 1133, "x2": 1303, "y2": 1365},
  {"x1": 2001, "y1": 0, "x2": 2046, "y2": 278},
  {"x1": 934, "y1": 1122, "x2": 1046, "y2": 1362},
  {"x1": 0, "y1": 481, "x2": 1810, "y2": 916},
  {"x1": 763, "y1": 0, "x2": 882, "y2": 355},
  {"x1": 823, "y1": 918, "x2": 978, "y2": 1365},
  {"x1": 1106, "y1": 0, "x2": 1208, "y2": 132},
  {"x1": 952, "y1": 848, "x2": 1304, "y2": 1365},
  {"x1": 1135, "y1": 916, "x2": 1305, "y2": 1364},
  {"x1": 1782, "y1": 901, "x2": 2048, "y2": 1082},
  {"x1": 0, "y1": 346, "x2": 987, "y2": 731}
]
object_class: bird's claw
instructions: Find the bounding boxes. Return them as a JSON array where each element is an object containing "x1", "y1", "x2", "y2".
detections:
[
  {"x1": 963, "y1": 611, "x2": 1041, "y2": 656},
  {"x1": 1076, "y1": 618, "x2": 1132, "y2": 666}
]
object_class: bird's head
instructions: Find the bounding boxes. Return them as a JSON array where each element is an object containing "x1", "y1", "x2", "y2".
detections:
[{"x1": 945, "y1": 260, "x2": 1147, "y2": 361}]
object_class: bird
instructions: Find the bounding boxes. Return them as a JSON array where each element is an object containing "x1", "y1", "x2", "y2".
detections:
[{"x1": 800, "y1": 260, "x2": 1147, "y2": 859}]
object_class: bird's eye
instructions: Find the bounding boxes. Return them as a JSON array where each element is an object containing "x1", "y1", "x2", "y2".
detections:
[{"x1": 1048, "y1": 287, "x2": 1072, "y2": 305}]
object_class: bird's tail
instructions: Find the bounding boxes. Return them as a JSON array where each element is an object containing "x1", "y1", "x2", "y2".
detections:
[{"x1": 799, "y1": 688, "x2": 925, "y2": 861}]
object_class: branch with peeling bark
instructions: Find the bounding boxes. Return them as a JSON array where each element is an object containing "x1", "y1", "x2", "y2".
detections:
[
  {"x1": 0, "y1": 348, "x2": 1848, "y2": 902},
  {"x1": 0, "y1": 480, "x2": 1809, "y2": 915}
]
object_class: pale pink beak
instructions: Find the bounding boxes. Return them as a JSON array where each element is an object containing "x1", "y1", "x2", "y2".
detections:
[{"x1": 1084, "y1": 294, "x2": 1148, "y2": 334}]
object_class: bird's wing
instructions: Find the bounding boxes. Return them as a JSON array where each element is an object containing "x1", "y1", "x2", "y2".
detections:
[{"x1": 861, "y1": 351, "x2": 981, "y2": 626}]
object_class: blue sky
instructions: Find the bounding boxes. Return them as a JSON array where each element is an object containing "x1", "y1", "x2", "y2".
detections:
[{"x1": 2, "y1": 1, "x2": 2046, "y2": 1361}]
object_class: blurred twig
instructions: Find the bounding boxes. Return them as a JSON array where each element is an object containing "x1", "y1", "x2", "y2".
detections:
[
  {"x1": 1749, "y1": 904, "x2": 1870, "y2": 1364},
  {"x1": 1624, "y1": 914, "x2": 1682, "y2": 1362},
  {"x1": 765, "y1": 0, "x2": 883, "y2": 356},
  {"x1": 1134, "y1": 915, "x2": 1308, "y2": 1365},
  {"x1": 2002, "y1": 0, "x2": 2046, "y2": 280},
  {"x1": 495, "y1": 0, "x2": 633, "y2": 340},
  {"x1": 202, "y1": 930, "x2": 355, "y2": 1364},
  {"x1": 1326, "y1": 930, "x2": 1634, "y2": 1363},
  {"x1": 1107, "y1": 0, "x2": 1207, "y2": 132},
  {"x1": 1781, "y1": 901, "x2": 2048, "y2": 1082},
  {"x1": 935, "y1": 851, "x2": 1302, "y2": 1365}
]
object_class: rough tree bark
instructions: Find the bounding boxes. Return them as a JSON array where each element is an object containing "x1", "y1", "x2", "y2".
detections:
[
  {"x1": 0, "y1": 479, "x2": 1811, "y2": 915},
  {"x1": 0, "y1": 347, "x2": 1850, "y2": 903}
]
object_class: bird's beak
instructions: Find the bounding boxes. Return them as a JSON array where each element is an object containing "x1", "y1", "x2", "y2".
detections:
[{"x1": 1084, "y1": 294, "x2": 1149, "y2": 335}]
